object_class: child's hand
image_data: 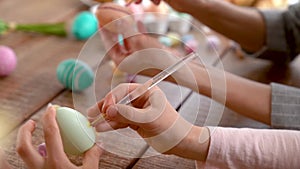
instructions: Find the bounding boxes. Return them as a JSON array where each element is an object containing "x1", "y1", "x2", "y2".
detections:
[
  {"x1": 16, "y1": 106, "x2": 102, "y2": 169},
  {"x1": 88, "y1": 83, "x2": 193, "y2": 153}
]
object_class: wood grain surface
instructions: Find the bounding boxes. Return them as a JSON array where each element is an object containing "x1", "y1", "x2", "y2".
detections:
[{"x1": 1, "y1": 0, "x2": 298, "y2": 168}]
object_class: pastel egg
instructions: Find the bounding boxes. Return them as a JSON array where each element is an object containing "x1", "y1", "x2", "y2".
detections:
[
  {"x1": 158, "y1": 36, "x2": 172, "y2": 47},
  {"x1": 72, "y1": 11, "x2": 99, "y2": 40},
  {"x1": 167, "y1": 32, "x2": 181, "y2": 46},
  {"x1": 181, "y1": 34, "x2": 195, "y2": 43},
  {"x1": 182, "y1": 34, "x2": 199, "y2": 53},
  {"x1": 0, "y1": 45, "x2": 17, "y2": 77},
  {"x1": 55, "y1": 106, "x2": 96, "y2": 155},
  {"x1": 206, "y1": 35, "x2": 221, "y2": 51},
  {"x1": 56, "y1": 59, "x2": 94, "y2": 91}
]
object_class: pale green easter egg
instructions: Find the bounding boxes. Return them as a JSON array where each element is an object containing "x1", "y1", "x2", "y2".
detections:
[
  {"x1": 55, "y1": 106, "x2": 96, "y2": 155},
  {"x1": 56, "y1": 59, "x2": 94, "y2": 91},
  {"x1": 72, "y1": 11, "x2": 98, "y2": 40}
]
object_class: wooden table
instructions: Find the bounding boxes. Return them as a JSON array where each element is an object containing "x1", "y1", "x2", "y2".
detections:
[{"x1": 0, "y1": 0, "x2": 299, "y2": 168}]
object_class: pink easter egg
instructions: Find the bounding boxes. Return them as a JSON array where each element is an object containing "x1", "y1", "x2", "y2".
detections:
[
  {"x1": 184, "y1": 39, "x2": 199, "y2": 53},
  {"x1": 0, "y1": 46, "x2": 17, "y2": 77}
]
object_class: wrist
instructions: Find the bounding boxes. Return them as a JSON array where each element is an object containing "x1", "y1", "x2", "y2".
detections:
[{"x1": 167, "y1": 126, "x2": 210, "y2": 161}]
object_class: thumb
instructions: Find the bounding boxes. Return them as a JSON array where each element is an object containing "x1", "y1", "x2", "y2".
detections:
[{"x1": 82, "y1": 145, "x2": 102, "y2": 169}]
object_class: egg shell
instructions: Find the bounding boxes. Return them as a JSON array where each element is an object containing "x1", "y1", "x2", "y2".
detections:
[
  {"x1": 167, "y1": 32, "x2": 181, "y2": 46},
  {"x1": 168, "y1": 13, "x2": 192, "y2": 35},
  {"x1": 0, "y1": 46, "x2": 17, "y2": 77},
  {"x1": 158, "y1": 36, "x2": 172, "y2": 47},
  {"x1": 96, "y1": 3, "x2": 135, "y2": 33},
  {"x1": 206, "y1": 35, "x2": 221, "y2": 51},
  {"x1": 56, "y1": 107, "x2": 96, "y2": 155},
  {"x1": 184, "y1": 39, "x2": 199, "y2": 53},
  {"x1": 56, "y1": 59, "x2": 94, "y2": 91},
  {"x1": 72, "y1": 11, "x2": 99, "y2": 40},
  {"x1": 38, "y1": 143, "x2": 47, "y2": 157},
  {"x1": 143, "y1": 13, "x2": 169, "y2": 34},
  {"x1": 181, "y1": 34, "x2": 195, "y2": 43}
]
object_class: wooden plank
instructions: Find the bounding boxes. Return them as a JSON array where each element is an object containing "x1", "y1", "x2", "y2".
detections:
[
  {"x1": 0, "y1": 36, "x2": 85, "y2": 138},
  {"x1": 0, "y1": 0, "x2": 87, "y2": 48},
  {"x1": 0, "y1": 0, "x2": 89, "y2": 138},
  {"x1": 0, "y1": 0, "x2": 86, "y2": 23},
  {"x1": 221, "y1": 50, "x2": 300, "y2": 87},
  {"x1": 0, "y1": 62, "x2": 146, "y2": 168}
]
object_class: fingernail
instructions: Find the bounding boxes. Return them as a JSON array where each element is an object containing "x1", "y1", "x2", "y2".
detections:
[
  {"x1": 112, "y1": 95, "x2": 116, "y2": 104},
  {"x1": 28, "y1": 119, "x2": 36, "y2": 127},
  {"x1": 47, "y1": 103, "x2": 53, "y2": 108},
  {"x1": 38, "y1": 143, "x2": 47, "y2": 157},
  {"x1": 102, "y1": 101, "x2": 107, "y2": 113}
]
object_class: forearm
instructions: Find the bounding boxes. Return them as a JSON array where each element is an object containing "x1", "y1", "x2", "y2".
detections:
[
  {"x1": 187, "y1": 0, "x2": 266, "y2": 52},
  {"x1": 170, "y1": 63, "x2": 271, "y2": 125},
  {"x1": 201, "y1": 127, "x2": 300, "y2": 168}
]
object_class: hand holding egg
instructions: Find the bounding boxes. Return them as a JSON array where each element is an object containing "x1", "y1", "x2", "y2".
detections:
[
  {"x1": 55, "y1": 106, "x2": 96, "y2": 155},
  {"x1": 16, "y1": 106, "x2": 101, "y2": 168}
]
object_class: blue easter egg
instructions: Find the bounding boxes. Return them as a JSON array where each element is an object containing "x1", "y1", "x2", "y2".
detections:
[
  {"x1": 72, "y1": 11, "x2": 98, "y2": 40},
  {"x1": 158, "y1": 36, "x2": 172, "y2": 47},
  {"x1": 182, "y1": 34, "x2": 195, "y2": 43},
  {"x1": 56, "y1": 59, "x2": 94, "y2": 91}
]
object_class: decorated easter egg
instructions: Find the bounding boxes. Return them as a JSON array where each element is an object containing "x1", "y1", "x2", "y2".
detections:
[
  {"x1": 206, "y1": 35, "x2": 221, "y2": 51},
  {"x1": 55, "y1": 106, "x2": 96, "y2": 155},
  {"x1": 158, "y1": 36, "x2": 172, "y2": 47},
  {"x1": 168, "y1": 12, "x2": 192, "y2": 34},
  {"x1": 56, "y1": 59, "x2": 94, "y2": 91},
  {"x1": 167, "y1": 32, "x2": 181, "y2": 46},
  {"x1": 182, "y1": 34, "x2": 199, "y2": 53},
  {"x1": 0, "y1": 45, "x2": 17, "y2": 77},
  {"x1": 72, "y1": 11, "x2": 99, "y2": 40}
]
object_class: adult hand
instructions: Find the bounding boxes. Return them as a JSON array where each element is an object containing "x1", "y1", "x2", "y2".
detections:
[
  {"x1": 100, "y1": 21, "x2": 181, "y2": 78},
  {"x1": 88, "y1": 83, "x2": 193, "y2": 153},
  {"x1": 134, "y1": 0, "x2": 196, "y2": 13},
  {"x1": 100, "y1": 20, "x2": 168, "y2": 62},
  {"x1": 17, "y1": 106, "x2": 102, "y2": 169}
]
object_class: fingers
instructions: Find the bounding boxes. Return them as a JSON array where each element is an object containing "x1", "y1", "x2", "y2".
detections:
[
  {"x1": 101, "y1": 93, "x2": 116, "y2": 114},
  {"x1": 94, "y1": 120, "x2": 129, "y2": 132},
  {"x1": 16, "y1": 120, "x2": 44, "y2": 169},
  {"x1": 82, "y1": 145, "x2": 102, "y2": 169},
  {"x1": 134, "y1": 0, "x2": 142, "y2": 4},
  {"x1": 106, "y1": 83, "x2": 141, "y2": 105},
  {"x1": 151, "y1": 0, "x2": 161, "y2": 5},
  {"x1": 87, "y1": 99, "x2": 104, "y2": 120},
  {"x1": 42, "y1": 106, "x2": 69, "y2": 163}
]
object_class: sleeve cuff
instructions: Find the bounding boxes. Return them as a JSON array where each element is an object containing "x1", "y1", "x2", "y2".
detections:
[
  {"x1": 242, "y1": 9, "x2": 290, "y2": 64},
  {"x1": 271, "y1": 83, "x2": 300, "y2": 129}
]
